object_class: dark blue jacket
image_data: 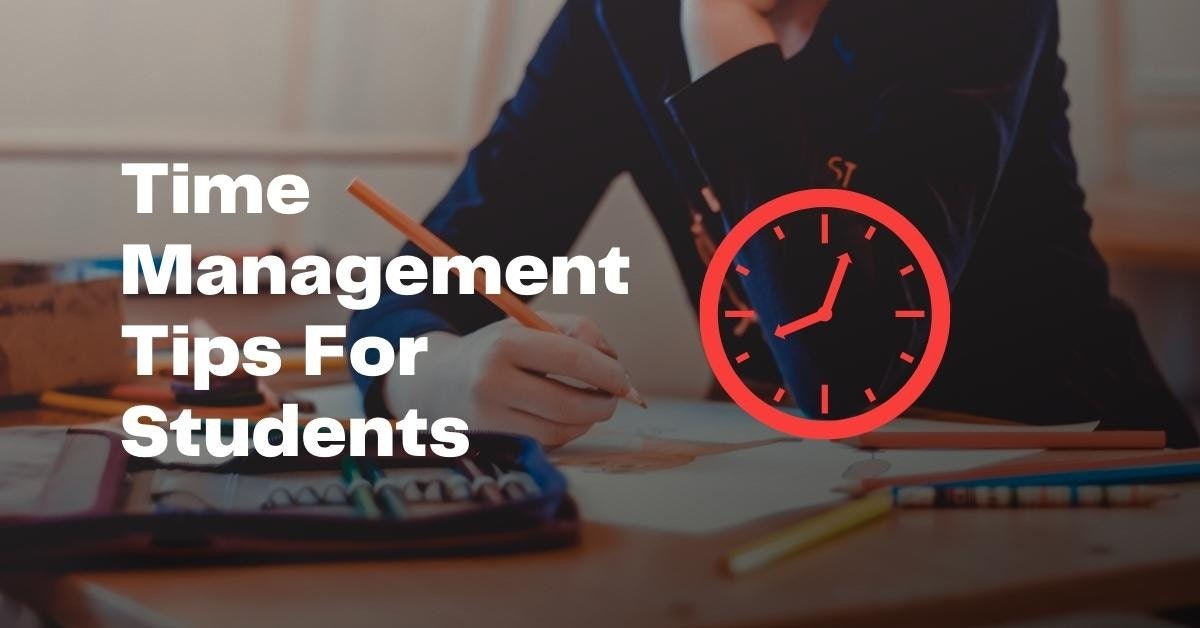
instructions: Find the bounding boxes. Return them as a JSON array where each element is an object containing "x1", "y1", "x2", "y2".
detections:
[{"x1": 351, "y1": 0, "x2": 1197, "y2": 446}]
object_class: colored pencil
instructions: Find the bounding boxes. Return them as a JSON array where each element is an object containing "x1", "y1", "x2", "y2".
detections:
[
  {"x1": 361, "y1": 460, "x2": 409, "y2": 519},
  {"x1": 842, "y1": 430, "x2": 1165, "y2": 451},
  {"x1": 846, "y1": 448, "x2": 1200, "y2": 495},
  {"x1": 136, "y1": 353, "x2": 346, "y2": 375},
  {"x1": 39, "y1": 390, "x2": 134, "y2": 416},
  {"x1": 340, "y1": 457, "x2": 382, "y2": 519},
  {"x1": 492, "y1": 462, "x2": 526, "y2": 501},
  {"x1": 891, "y1": 484, "x2": 1177, "y2": 508},
  {"x1": 722, "y1": 491, "x2": 893, "y2": 576},
  {"x1": 932, "y1": 461, "x2": 1200, "y2": 489},
  {"x1": 458, "y1": 457, "x2": 505, "y2": 505},
  {"x1": 346, "y1": 177, "x2": 646, "y2": 409}
]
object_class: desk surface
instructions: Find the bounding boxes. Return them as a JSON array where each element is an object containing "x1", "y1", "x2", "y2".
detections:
[{"x1": 4, "y1": 403, "x2": 1200, "y2": 628}]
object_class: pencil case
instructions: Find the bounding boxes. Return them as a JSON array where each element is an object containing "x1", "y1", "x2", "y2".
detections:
[{"x1": 0, "y1": 428, "x2": 579, "y2": 569}]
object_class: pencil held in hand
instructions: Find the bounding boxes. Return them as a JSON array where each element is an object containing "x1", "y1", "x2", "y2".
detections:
[{"x1": 346, "y1": 177, "x2": 646, "y2": 408}]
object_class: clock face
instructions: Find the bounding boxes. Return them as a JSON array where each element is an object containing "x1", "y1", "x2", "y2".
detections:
[{"x1": 699, "y1": 189, "x2": 951, "y2": 439}]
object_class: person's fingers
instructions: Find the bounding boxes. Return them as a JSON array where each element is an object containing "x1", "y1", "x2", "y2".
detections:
[
  {"x1": 473, "y1": 404, "x2": 592, "y2": 448},
  {"x1": 505, "y1": 371, "x2": 618, "y2": 426},
  {"x1": 501, "y1": 327, "x2": 630, "y2": 398},
  {"x1": 538, "y1": 312, "x2": 619, "y2": 358}
]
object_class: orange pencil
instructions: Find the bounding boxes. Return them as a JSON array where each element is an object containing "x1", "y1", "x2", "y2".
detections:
[
  {"x1": 842, "y1": 430, "x2": 1166, "y2": 451},
  {"x1": 346, "y1": 178, "x2": 646, "y2": 408}
]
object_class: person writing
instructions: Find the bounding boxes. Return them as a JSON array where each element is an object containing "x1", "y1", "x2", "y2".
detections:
[{"x1": 350, "y1": 0, "x2": 1198, "y2": 448}]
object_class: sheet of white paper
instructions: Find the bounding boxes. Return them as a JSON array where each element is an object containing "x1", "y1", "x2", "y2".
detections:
[
  {"x1": 569, "y1": 397, "x2": 1097, "y2": 451},
  {"x1": 292, "y1": 387, "x2": 1099, "y2": 443},
  {"x1": 562, "y1": 398, "x2": 1091, "y2": 534},
  {"x1": 285, "y1": 389, "x2": 1086, "y2": 534},
  {"x1": 575, "y1": 397, "x2": 783, "y2": 449},
  {"x1": 564, "y1": 440, "x2": 1035, "y2": 534}
]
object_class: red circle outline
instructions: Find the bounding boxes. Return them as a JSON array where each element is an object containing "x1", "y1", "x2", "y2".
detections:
[{"x1": 699, "y1": 189, "x2": 951, "y2": 439}]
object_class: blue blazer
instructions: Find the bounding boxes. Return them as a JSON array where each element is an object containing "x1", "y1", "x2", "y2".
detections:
[{"x1": 351, "y1": 0, "x2": 1197, "y2": 446}]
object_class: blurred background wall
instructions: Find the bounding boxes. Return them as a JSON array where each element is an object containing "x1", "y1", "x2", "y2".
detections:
[{"x1": 0, "y1": 0, "x2": 1196, "y2": 405}]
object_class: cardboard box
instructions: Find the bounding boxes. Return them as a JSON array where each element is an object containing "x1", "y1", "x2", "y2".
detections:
[{"x1": 0, "y1": 274, "x2": 130, "y2": 396}]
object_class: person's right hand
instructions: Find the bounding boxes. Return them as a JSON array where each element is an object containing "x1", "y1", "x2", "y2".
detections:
[{"x1": 384, "y1": 313, "x2": 631, "y2": 448}]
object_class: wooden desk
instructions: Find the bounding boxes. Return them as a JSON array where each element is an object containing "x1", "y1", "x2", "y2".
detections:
[{"x1": 4, "y1": 404, "x2": 1200, "y2": 627}]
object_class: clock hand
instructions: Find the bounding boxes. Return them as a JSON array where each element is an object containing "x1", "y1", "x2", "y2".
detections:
[
  {"x1": 774, "y1": 310, "x2": 826, "y2": 338},
  {"x1": 820, "y1": 252, "x2": 853, "y2": 312},
  {"x1": 773, "y1": 252, "x2": 853, "y2": 339}
]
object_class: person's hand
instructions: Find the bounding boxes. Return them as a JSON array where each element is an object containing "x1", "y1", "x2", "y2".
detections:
[
  {"x1": 687, "y1": 0, "x2": 780, "y2": 15},
  {"x1": 384, "y1": 313, "x2": 630, "y2": 448},
  {"x1": 681, "y1": 0, "x2": 829, "y2": 80},
  {"x1": 681, "y1": 0, "x2": 779, "y2": 80}
]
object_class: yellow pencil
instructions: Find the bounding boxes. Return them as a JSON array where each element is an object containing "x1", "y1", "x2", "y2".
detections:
[
  {"x1": 136, "y1": 353, "x2": 347, "y2": 375},
  {"x1": 722, "y1": 491, "x2": 893, "y2": 576},
  {"x1": 39, "y1": 390, "x2": 135, "y2": 416}
]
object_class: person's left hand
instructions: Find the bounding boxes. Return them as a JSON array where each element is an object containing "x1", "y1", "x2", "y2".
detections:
[{"x1": 681, "y1": 0, "x2": 778, "y2": 80}]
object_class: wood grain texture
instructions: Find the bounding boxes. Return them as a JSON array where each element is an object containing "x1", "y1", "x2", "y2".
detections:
[{"x1": 3, "y1": 399, "x2": 1199, "y2": 627}]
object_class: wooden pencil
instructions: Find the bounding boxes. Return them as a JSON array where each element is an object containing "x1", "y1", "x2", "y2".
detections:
[
  {"x1": 891, "y1": 484, "x2": 1178, "y2": 508},
  {"x1": 346, "y1": 178, "x2": 646, "y2": 409},
  {"x1": 845, "y1": 448, "x2": 1200, "y2": 496},
  {"x1": 341, "y1": 457, "x2": 382, "y2": 520},
  {"x1": 842, "y1": 430, "x2": 1166, "y2": 451},
  {"x1": 361, "y1": 460, "x2": 409, "y2": 519},
  {"x1": 458, "y1": 457, "x2": 505, "y2": 505},
  {"x1": 723, "y1": 491, "x2": 893, "y2": 576},
  {"x1": 39, "y1": 390, "x2": 134, "y2": 416},
  {"x1": 135, "y1": 353, "x2": 346, "y2": 375}
]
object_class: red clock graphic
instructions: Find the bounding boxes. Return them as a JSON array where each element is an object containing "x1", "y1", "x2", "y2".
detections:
[{"x1": 700, "y1": 188, "x2": 951, "y2": 440}]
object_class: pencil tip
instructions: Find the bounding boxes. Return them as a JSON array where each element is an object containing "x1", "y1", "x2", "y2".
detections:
[{"x1": 626, "y1": 387, "x2": 648, "y2": 409}]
